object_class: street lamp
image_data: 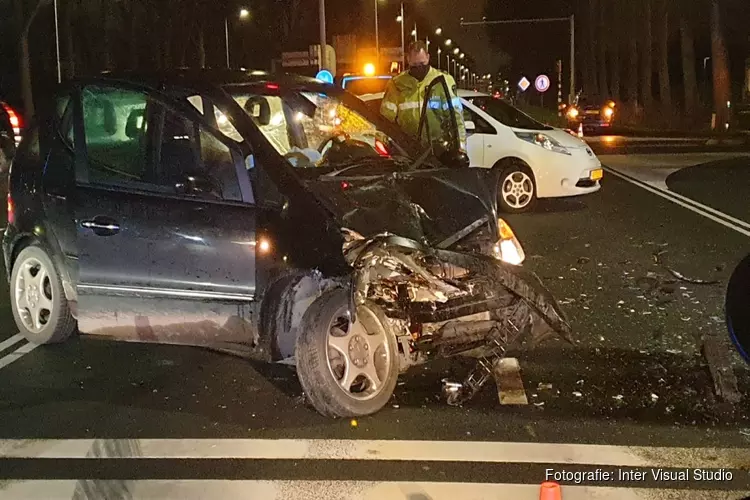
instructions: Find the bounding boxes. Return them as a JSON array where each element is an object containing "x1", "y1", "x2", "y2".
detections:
[
  {"x1": 435, "y1": 27, "x2": 442, "y2": 35},
  {"x1": 459, "y1": 52, "x2": 465, "y2": 59},
  {"x1": 374, "y1": 0, "x2": 380, "y2": 68},
  {"x1": 411, "y1": 27, "x2": 417, "y2": 40},
  {"x1": 396, "y1": 3, "x2": 405, "y2": 66},
  {"x1": 225, "y1": 7, "x2": 251, "y2": 68},
  {"x1": 436, "y1": 47, "x2": 442, "y2": 69},
  {"x1": 444, "y1": 39, "x2": 452, "y2": 46},
  {"x1": 453, "y1": 47, "x2": 459, "y2": 55}
]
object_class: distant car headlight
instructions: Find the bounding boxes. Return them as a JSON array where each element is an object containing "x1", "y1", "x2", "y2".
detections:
[
  {"x1": 514, "y1": 131, "x2": 571, "y2": 155},
  {"x1": 566, "y1": 107, "x2": 579, "y2": 119},
  {"x1": 492, "y1": 218, "x2": 525, "y2": 265},
  {"x1": 603, "y1": 106, "x2": 614, "y2": 119}
]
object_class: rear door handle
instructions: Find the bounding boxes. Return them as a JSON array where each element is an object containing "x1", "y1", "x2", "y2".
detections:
[{"x1": 81, "y1": 216, "x2": 120, "y2": 236}]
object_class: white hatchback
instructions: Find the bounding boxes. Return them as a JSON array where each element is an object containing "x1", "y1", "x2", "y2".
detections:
[{"x1": 361, "y1": 90, "x2": 603, "y2": 213}]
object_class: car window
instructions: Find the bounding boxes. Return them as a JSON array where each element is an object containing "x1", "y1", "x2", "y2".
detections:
[
  {"x1": 463, "y1": 106, "x2": 495, "y2": 135},
  {"x1": 229, "y1": 90, "x2": 401, "y2": 170},
  {"x1": 82, "y1": 85, "x2": 149, "y2": 183},
  {"x1": 465, "y1": 96, "x2": 552, "y2": 131},
  {"x1": 186, "y1": 94, "x2": 244, "y2": 144},
  {"x1": 156, "y1": 104, "x2": 242, "y2": 202}
]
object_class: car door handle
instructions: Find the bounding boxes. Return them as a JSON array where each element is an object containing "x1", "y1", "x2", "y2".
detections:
[{"x1": 81, "y1": 216, "x2": 120, "y2": 236}]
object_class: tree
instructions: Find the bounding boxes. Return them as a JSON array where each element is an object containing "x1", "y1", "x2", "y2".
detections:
[
  {"x1": 678, "y1": 3, "x2": 699, "y2": 114},
  {"x1": 585, "y1": 0, "x2": 598, "y2": 98},
  {"x1": 638, "y1": 0, "x2": 653, "y2": 109},
  {"x1": 710, "y1": 0, "x2": 730, "y2": 130},
  {"x1": 655, "y1": 0, "x2": 671, "y2": 110},
  {"x1": 596, "y1": 0, "x2": 608, "y2": 98},
  {"x1": 625, "y1": 0, "x2": 639, "y2": 109},
  {"x1": 18, "y1": 0, "x2": 51, "y2": 118},
  {"x1": 607, "y1": 0, "x2": 622, "y2": 101}
]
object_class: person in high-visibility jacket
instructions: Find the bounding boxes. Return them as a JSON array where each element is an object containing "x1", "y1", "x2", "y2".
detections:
[{"x1": 380, "y1": 40, "x2": 467, "y2": 152}]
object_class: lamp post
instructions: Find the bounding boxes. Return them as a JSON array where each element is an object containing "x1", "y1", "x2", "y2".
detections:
[
  {"x1": 412, "y1": 23, "x2": 417, "y2": 41},
  {"x1": 396, "y1": 2, "x2": 405, "y2": 67},
  {"x1": 318, "y1": 0, "x2": 327, "y2": 70},
  {"x1": 437, "y1": 47, "x2": 442, "y2": 69},
  {"x1": 374, "y1": 0, "x2": 383, "y2": 68},
  {"x1": 225, "y1": 8, "x2": 250, "y2": 69},
  {"x1": 53, "y1": 0, "x2": 61, "y2": 83}
]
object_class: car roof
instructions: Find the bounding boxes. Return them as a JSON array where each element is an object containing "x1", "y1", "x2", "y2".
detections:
[
  {"x1": 68, "y1": 68, "x2": 324, "y2": 94},
  {"x1": 358, "y1": 89, "x2": 487, "y2": 101}
]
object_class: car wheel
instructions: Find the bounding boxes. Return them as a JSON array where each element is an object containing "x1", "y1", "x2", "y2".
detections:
[
  {"x1": 10, "y1": 245, "x2": 76, "y2": 344},
  {"x1": 497, "y1": 161, "x2": 537, "y2": 214},
  {"x1": 296, "y1": 288, "x2": 399, "y2": 418}
]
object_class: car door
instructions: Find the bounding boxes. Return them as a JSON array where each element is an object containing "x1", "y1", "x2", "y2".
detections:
[
  {"x1": 74, "y1": 83, "x2": 259, "y2": 351},
  {"x1": 462, "y1": 105, "x2": 486, "y2": 167},
  {"x1": 417, "y1": 76, "x2": 461, "y2": 155}
]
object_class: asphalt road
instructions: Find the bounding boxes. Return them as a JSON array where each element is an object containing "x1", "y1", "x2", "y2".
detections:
[{"x1": 0, "y1": 143, "x2": 749, "y2": 499}]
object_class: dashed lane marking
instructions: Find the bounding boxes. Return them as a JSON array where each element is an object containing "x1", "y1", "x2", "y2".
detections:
[
  {"x1": 0, "y1": 333, "x2": 24, "y2": 354},
  {"x1": 0, "y1": 340, "x2": 38, "y2": 370}
]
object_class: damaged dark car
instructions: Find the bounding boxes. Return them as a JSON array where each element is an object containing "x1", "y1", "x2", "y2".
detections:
[{"x1": 4, "y1": 70, "x2": 572, "y2": 418}]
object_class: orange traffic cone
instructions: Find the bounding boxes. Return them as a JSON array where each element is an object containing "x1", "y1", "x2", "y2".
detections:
[
  {"x1": 577, "y1": 123, "x2": 584, "y2": 138},
  {"x1": 539, "y1": 481, "x2": 562, "y2": 500}
]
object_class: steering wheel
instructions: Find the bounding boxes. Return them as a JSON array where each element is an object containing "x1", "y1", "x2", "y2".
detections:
[
  {"x1": 283, "y1": 151, "x2": 315, "y2": 168},
  {"x1": 318, "y1": 133, "x2": 350, "y2": 156}
]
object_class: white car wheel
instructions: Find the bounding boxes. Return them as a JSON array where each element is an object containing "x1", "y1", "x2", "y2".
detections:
[{"x1": 497, "y1": 163, "x2": 537, "y2": 213}]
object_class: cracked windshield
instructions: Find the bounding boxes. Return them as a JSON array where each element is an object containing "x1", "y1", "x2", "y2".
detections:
[{"x1": 0, "y1": 0, "x2": 749, "y2": 499}]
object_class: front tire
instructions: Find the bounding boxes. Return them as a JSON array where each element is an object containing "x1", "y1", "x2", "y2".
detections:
[
  {"x1": 496, "y1": 161, "x2": 537, "y2": 214},
  {"x1": 296, "y1": 288, "x2": 399, "y2": 418},
  {"x1": 10, "y1": 245, "x2": 76, "y2": 344}
]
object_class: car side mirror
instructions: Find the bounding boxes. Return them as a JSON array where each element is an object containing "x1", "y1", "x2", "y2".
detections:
[{"x1": 465, "y1": 120, "x2": 476, "y2": 133}]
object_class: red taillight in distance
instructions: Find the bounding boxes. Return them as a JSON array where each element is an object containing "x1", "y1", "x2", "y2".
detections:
[{"x1": 374, "y1": 139, "x2": 390, "y2": 157}]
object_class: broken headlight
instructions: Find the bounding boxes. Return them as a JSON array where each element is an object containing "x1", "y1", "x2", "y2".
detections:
[{"x1": 492, "y1": 218, "x2": 525, "y2": 265}]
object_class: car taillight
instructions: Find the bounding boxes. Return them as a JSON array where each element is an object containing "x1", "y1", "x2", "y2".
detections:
[
  {"x1": 7, "y1": 193, "x2": 14, "y2": 226},
  {"x1": 2, "y1": 103, "x2": 22, "y2": 146}
]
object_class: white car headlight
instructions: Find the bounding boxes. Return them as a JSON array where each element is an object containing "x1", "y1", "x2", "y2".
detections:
[
  {"x1": 514, "y1": 131, "x2": 571, "y2": 155},
  {"x1": 492, "y1": 218, "x2": 525, "y2": 265}
]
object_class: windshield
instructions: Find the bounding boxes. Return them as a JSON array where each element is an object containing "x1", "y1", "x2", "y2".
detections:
[
  {"x1": 465, "y1": 96, "x2": 552, "y2": 131},
  {"x1": 227, "y1": 87, "x2": 413, "y2": 173},
  {"x1": 342, "y1": 77, "x2": 392, "y2": 96}
]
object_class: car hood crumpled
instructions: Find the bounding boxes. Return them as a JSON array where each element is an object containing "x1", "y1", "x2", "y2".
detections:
[{"x1": 303, "y1": 168, "x2": 499, "y2": 248}]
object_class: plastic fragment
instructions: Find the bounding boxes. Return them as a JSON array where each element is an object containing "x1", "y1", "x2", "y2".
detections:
[{"x1": 572, "y1": 391, "x2": 583, "y2": 397}]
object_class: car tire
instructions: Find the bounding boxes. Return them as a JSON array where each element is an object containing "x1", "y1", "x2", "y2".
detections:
[
  {"x1": 10, "y1": 245, "x2": 76, "y2": 344},
  {"x1": 496, "y1": 161, "x2": 537, "y2": 214},
  {"x1": 296, "y1": 288, "x2": 399, "y2": 418}
]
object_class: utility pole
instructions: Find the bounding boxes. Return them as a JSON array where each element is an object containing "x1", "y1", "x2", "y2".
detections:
[
  {"x1": 460, "y1": 15, "x2": 576, "y2": 104},
  {"x1": 319, "y1": 0, "x2": 327, "y2": 70},
  {"x1": 374, "y1": 0, "x2": 379, "y2": 68},
  {"x1": 400, "y1": 2, "x2": 405, "y2": 68}
]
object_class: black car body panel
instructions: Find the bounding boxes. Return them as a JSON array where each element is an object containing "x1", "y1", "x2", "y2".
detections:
[{"x1": 3, "y1": 69, "x2": 570, "y2": 366}]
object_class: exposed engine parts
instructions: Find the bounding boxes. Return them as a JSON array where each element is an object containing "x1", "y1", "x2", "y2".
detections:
[{"x1": 339, "y1": 231, "x2": 574, "y2": 405}]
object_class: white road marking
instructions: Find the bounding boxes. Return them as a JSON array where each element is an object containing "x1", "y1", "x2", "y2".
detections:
[
  {"x1": 0, "y1": 341, "x2": 39, "y2": 370},
  {"x1": 495, "y1": 357, "x2": 528, "y2": 405},
  {"x1": 0, "y1": 333, "x2": 24, "y2": 353},
  {"x1": 0, "y1": 480, "x2": 740, "y2": 500},
  {"x1": 603, "y1": 166, "x2": 750, "y2": 238},
  {"x1": 1, "y1": 438, "x2": 747, "y2": 469}
]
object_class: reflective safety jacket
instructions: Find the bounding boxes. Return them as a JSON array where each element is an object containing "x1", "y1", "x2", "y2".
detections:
[{"x1": 380, "y1": 67, "x2": 466, "y2": 151}]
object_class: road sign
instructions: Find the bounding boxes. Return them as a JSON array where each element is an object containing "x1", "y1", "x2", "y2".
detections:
[
  {"x1": 535, "y1": 74, "x2": 550, "y2": 93},
  {"x1": 316, "y1": 70, "x2": 334, "y2": 84},
  {"x1": 518, "y1": 77, "x2": 530, "y2": 92}
]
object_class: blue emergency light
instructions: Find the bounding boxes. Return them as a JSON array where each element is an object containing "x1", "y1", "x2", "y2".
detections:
[{"x1": 315, "y1": 70, "x2": 334, "y2": 84}]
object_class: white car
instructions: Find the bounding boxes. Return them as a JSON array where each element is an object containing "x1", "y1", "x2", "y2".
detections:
[{"x1": 361, "y1": 90, "x2": 603, "y2": 213}]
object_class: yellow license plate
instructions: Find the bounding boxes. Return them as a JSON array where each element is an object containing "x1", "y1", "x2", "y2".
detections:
[{"x1": 590, "y1": 169, "x2": 603, "y2": 180}]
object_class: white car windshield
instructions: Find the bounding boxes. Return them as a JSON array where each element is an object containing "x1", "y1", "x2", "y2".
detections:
[
  {"x1": 227, "y1": 88, "x2": 411, "y2": 170},
  {"x1": 466, "y1": 96, "x2": 552, "y2": 131}
]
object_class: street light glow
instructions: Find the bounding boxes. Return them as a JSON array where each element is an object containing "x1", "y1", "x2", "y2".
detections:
[
  {"x1": 435, "y1": 27, "x2": 442, "y2": 35},
  {"x1": 239, "y1": 8, "x2": 250, "y2": 19},
  {"x1": 411, "y1": 29, "x2": 416, "y2": 36},
  {"x1": 459, "y1": 53, "x2": 465, "y2": 59},
  {"x1": 444, "y1": 39, "x2": 452, "y2": 46},
  {"x1": 396, "y1": 15, "x2": 403, "y2": 22},
  {"x1": 453, "y1": 48, "x2": 459, "y2": 55}
]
